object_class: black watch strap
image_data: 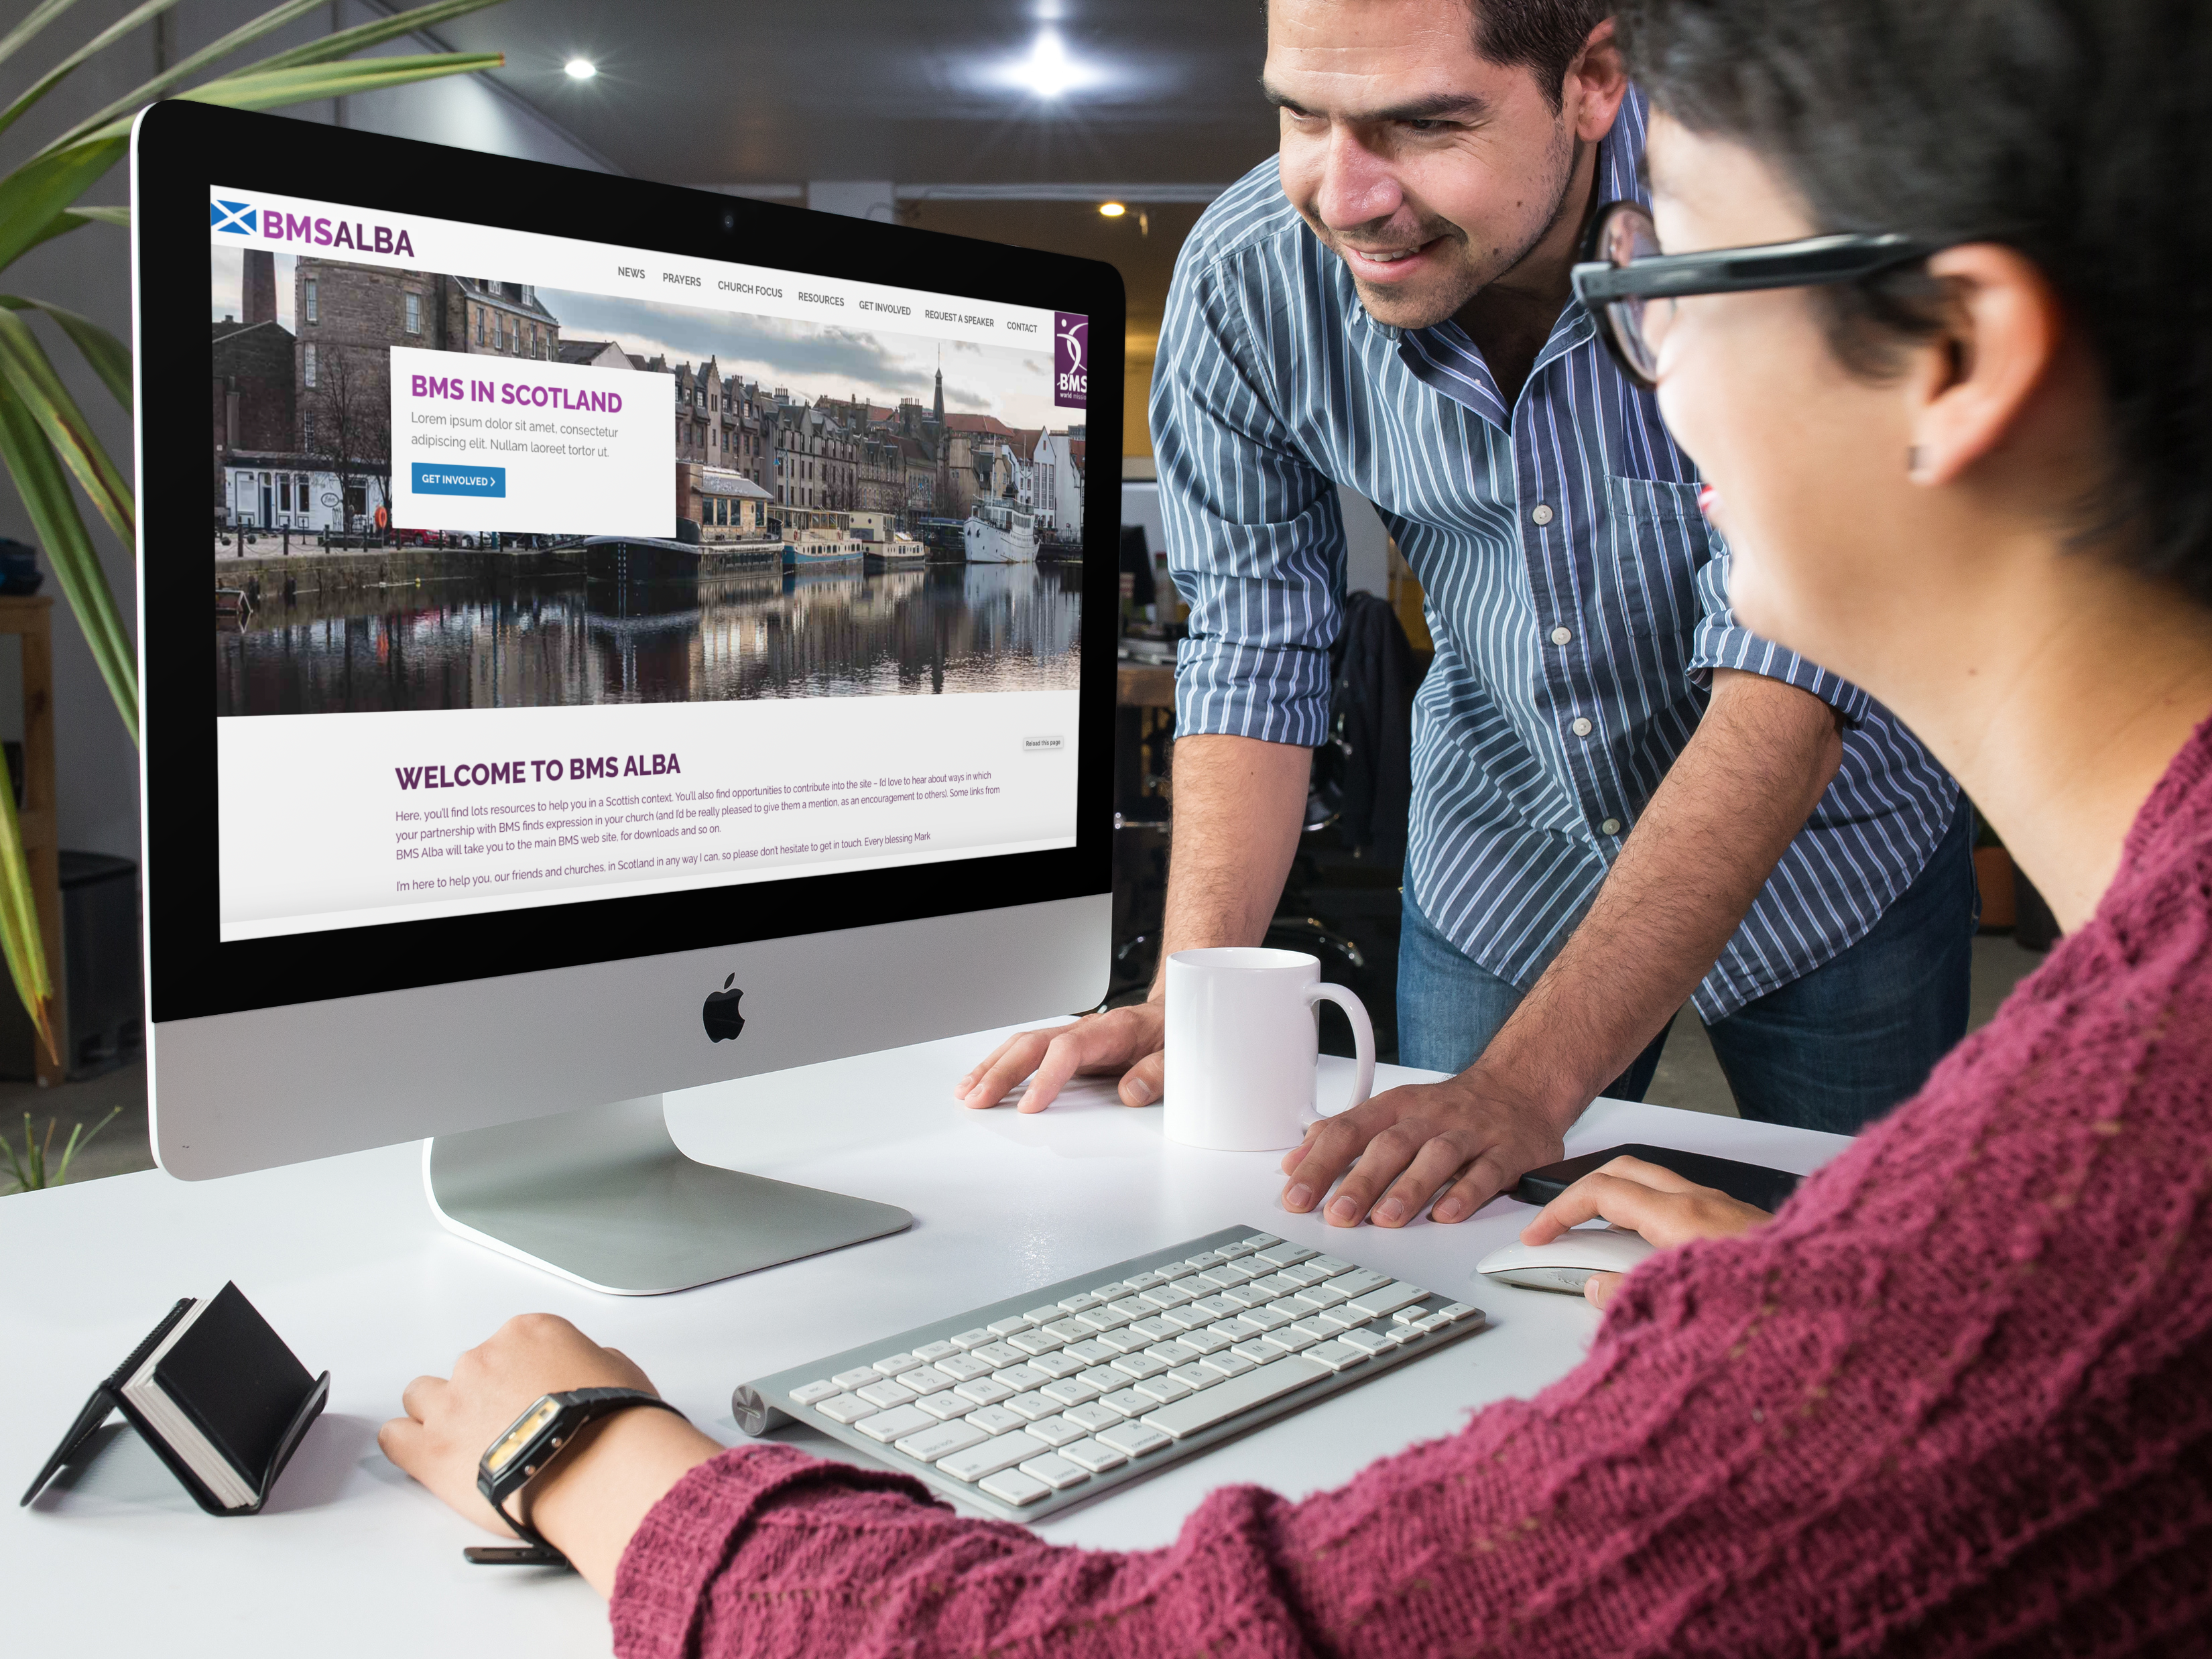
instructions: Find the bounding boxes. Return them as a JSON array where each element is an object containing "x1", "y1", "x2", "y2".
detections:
[{"x1": 467, "y1": 1387, "x2": 687, "y2": 1569}]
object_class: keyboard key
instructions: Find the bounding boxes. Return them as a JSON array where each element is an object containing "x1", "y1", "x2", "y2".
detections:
[
  {"x1": 1044, "y1": 1318, "x2": 1092, "y2": 1344},
  {"x1": 1196, "y1": 1264, "x2": 1257, "y2": 1288},
  {"x1": 1140, "y1": 1282, "x2": 1199, "y2": 1309},
  {"x1": 1140, "y1": 1355, "x2": 1332, "y2": 1440},
  {"x1": 965, "y1": 1404, "x2": 1027, "y2": 1435},
  {"x1": 1239, "y1": 1233, "x2": 1281, "y2": 1251},
  {"x1": 912, "y1": 1340, "x2": 959, "y2": 1363},
  {"x1": 1292, "y1": 1283, "x2": 1350, "y2": 1310},
  {"x1": 1417, "y1": 1312, "x2": 1457, "y2": 1334},
  {"x1": 1121, "y1": 1271, "x2": 1166, "y2": 1291},
  {"x1": 916, "y1": 1391, "x2": 975, "y2": 1421},
  {"x1": 1007, "y1": 1329, "x2": 1066, "y2": 1357},
  {"x1": 833, "y1": 1366, "x2": 880, "y2": 1390},
  {"x1": 1346, "y1": 1282, "x2": 1430, "y2": 1321},
  {"x1": 816, "y1": 1394, "x2": 874, "y2": 1424},
  {"x1": 1056, "y1": 1292, "x2": 1103, "y2": 1314},
  {"x1": 1304, "y1": 1340, "x2": 1369, "y2": 1373},
  {"x1": 1247, "y1": 1274, "x2": 1302, "y2": 1298},
  {"x1": 1079, "y1": 1366, "x2": 1127, "y2": 1393},
  {"x1": 902, "y1": 1366, "x2": 957, "y2": 1396},
  {"x1": 1147, "y1": 1340, "x2": 1203, "y2": 1368},
  {"x1": 855, "y1": 1379, "x2": 918, "y2": 1410},
  {"x1": 855, "y1": 1404, "x2": 936, "y2": 1442},
  {"x1": 979, "y1": 1467, "x2": 1054, "y2": 1508},
  {"x1": 1028, "y1": 1349, "x2": 1087, "y2": 1379},
  {"x1": 1059, "y1": 1438, "x2": 1127, "y2": 1474},
  {"x1": 995, "y1": 1363, "x2": 1052, "y2": 1394},
  {"x1": 1266, "y1": 1298, "x2": 1310, "y2": 1323},
  {"x1": 933, "y1": 1353, "x2": 992, "y2": 1382},
  {"x1": 1129, "y1": 1315, "x2": 1182, "y2": 1344},
  {"x1": 1241, "y1": 1305, "x2": 1294, "y2": 1332},
  {"x1": 1392, "y1": 1304, "x2": 1436, "y2": 1325},
  {"x1": 1109, "y1": 1351, "x2": 1169, "y2": 1380},
  {"x1": 1278, "y1": 1262, "x2": 1331, "y2": 1287},
  {"x1": 938, "y1": 1433, "x2": 1039, "y2": 1483},
  {"x1": 1023, "y1": 1306, "x2": 1064, "y2": 1326},
  {"x1": 872, "y1": 1353, "x2": 920, "y2": 1375},
  {"x1": 789, "y1": 1379, "x2": 843, "y2": 1407},
  {"x1": 1064, "y1": 1339, "x2": 1118, "y2": 1365},
  {"x1": 987, "y1": 1316, "x2": 1035, "y2": 1337},
  {"x1": 1003, "y1": 1391, "x2": 1060, "y2": 1422},
  {"x1": 1108, "y1": 1297, "x2": 1155, "y2": 1323},
  {"x1": 1290, "y1": 1316, "x2": 1340, "y2": 1342},
  {"x1": 1308, "y1": 1257, "x2": 1354, "y2": 1276},
  {"x1": 971, "y1": 1342, "x2": 1028, "y2": 1369},
  {"x1": 1340, "y1": 1327, "x2": 1394, "y2": 1355},
  {"x1": 1253, "y1": 1243, "x2": 1316, "y2": 1268},
  {"x1": 1265, "y1": 1325, "x2": 1322, "y2": 1353},
  {"x1": 1022, "y1": 1414, "x2": 1089, "y2": 1448},
  {"x1": 1133, "y1": 1373, "x2": 1194, "y2": 1404},
  {"x1": 1038, "y1": 1377, "x2": 1103, "y2": 1408},
  {"x1": 1100, "y1": 1388, "x2": 1154, "y2": 1418},
  {"x1": 1322, "y1": 1270, "x2": 1392, "y2": 1301},
  {"x1": 1168, "y1": 1363, "x2": 1222, "y2": 1392},
  {"x1": 1089, "y1": 1282, "x2": 1132, "y2": 1300},
  {"x1": 1158, "y1": 1305, "x2": 1213, "y2": 1331},
  {"x1": 1230, "y1": 1339, "x2": 1281, "y2": 1365},
  {"x1": 1221, "y1": 1285, "x2": 1274, "y2": 1308},
  {"x1": 1095, "y1": 1422, "x2": 1172, "y2": 1459},
  {"x1": 1386, "y1": 1323, "x2": 1424, "y2": 1345},
  {"x1": 1017, "y1": 1453, "x2": 1089, "y2": 1491},
  {"x1": 1182, "y1": 1250, "x2": 1227, "y2": 1269},
  {"x1": 893, "y1": 1420, "x2": 988, "y2": 1462},
  {"x1": 1436, "y1": 1302, "x2": 1482, "y2": 1323},
  {"x1": 955, "y1": 1377, "x2": 1016, "y2": 1407},
  {"x1": 949, "y1": 1329, "x2": 996, "y2": 1351},
  {"x1": 1316, "y1": 1306, "x2": 1370, "y2": 1331},
  {"x1": 1060, "y1": 1402, "x2": 1122, "y2": 1433},
  {"x1": 1199, "y1": 1349, "x2": 1258, "y2": 1379},
  {"x1": 1096, "y1": 1327, "x2": 1151, "y2": 1355},
  {"x1": 1075, "y1": 1304, "x2": 1134, "y2": 1333}
]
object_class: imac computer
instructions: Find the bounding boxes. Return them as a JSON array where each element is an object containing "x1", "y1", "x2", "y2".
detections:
[{"x1": 135, "y1": 102, "x2": 1119, "y2": 1293}]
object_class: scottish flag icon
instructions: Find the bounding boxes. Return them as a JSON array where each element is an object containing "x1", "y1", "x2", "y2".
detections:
[{"x1": 210, "y1": 200, "x2": 256, "y2": 235}]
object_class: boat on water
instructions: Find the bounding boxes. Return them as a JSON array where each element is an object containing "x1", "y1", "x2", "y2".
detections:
[
  {"x1": 584, "y1": 533, "x2": 778, "y2": 583},
  {"x1": 964, "y1": 496, "x2": 1036, "y2": 564},
  {"x1": 781, "y1": 527, "x2": 866, "y2": 570},
  {"x1": 863, "y1": 532, "x2": 928, "y2": 570}
]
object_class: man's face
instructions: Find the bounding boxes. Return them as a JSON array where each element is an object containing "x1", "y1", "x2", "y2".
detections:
[{"x1": 1267, "y1": 0, "x2": 1599, "y2": 329}]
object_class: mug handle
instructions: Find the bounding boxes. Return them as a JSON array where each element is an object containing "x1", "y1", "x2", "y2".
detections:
[{"x1": 1303, "y1": 982, "x2": 1376, "y2": 1124}]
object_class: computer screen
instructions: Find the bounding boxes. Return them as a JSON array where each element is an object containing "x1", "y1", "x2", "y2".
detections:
[{"x1": 137, "y1": 104, "x2": 1118, "y2": 1210}]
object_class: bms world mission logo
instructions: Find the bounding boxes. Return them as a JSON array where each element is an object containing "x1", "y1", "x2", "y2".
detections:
[{"x1": 1054, "y1": 312, "x2": 1088, "y2": 410}]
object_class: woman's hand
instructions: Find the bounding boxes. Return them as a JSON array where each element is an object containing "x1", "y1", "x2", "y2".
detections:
[
  {"x1": 1522, "y1": 1154, "x2": 1771, "y2": 1310},
  {"x1": 379, "y1": 1314, "x2": 725, "y2": 1595}
]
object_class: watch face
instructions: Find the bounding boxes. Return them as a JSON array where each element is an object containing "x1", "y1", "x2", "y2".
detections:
[{"x1": 485, "y1": 1396, "x2": 562, "y2": 1478}]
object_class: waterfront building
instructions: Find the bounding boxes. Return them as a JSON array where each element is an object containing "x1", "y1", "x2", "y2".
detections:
[
  {"x1": 678, "y1": 463, "x2": 774, "y2": 540},
  {"x1": 1032, "y1": 428, "x2": 1087, "y2": 542}
]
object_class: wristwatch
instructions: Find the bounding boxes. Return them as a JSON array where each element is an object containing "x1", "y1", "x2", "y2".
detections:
[{"x1": 466, "y1": 1386, "x2": 687, "y2": 1568}]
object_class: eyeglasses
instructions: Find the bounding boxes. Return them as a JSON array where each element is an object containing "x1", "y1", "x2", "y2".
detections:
[{"x1": 1570, "y1": 198, "x2": 1977, "y2": 389}]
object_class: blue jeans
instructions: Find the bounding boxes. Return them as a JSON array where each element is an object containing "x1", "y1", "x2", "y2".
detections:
[{"x1": 1397, "y1": 801, "x2": 1977, "y2": 1136}]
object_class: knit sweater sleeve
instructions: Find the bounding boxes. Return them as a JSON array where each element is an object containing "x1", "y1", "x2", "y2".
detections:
[{"x1": 609, "y1": 728, "x2": 2212, "y2": 1659}]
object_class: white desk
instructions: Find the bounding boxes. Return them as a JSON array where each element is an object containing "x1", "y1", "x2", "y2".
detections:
[{"x1": 2, "y1": 1030, "x2": 1850, "y2": 1657}]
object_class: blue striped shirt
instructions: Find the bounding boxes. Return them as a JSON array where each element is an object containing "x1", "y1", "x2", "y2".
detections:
[{"x1": 1152, "y1": 93, "x2": 1959, "y2": 1021}]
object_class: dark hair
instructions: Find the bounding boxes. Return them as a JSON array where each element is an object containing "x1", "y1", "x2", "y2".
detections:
[
  {"x1": 1614, "y1": 0, "x2": 2212, "y2": 603},
  {"x1": 1467, "y1": 0, "x2": 1609, "y2": 110}
]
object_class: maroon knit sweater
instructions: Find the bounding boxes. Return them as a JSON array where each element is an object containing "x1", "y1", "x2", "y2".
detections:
[{"x1": 610, "y1": 717, "x2": 2212, "y2": 1657}]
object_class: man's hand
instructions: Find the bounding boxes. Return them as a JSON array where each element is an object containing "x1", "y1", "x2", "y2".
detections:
[
  {"x1": 955, "y1": 1001, "x2": 1165, "y2": 1112},
  {"x1": 1279, "y1": 1073, "x2": 1569, "y2": 1227},
  {"x1": 1523, "y1": 1154, "x2": 1770, "y2": 1309}
]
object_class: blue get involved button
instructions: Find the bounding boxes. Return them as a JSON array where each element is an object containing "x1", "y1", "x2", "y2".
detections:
[{"x1": 412, "y1": 462, "x2": 506, "y2": 497}]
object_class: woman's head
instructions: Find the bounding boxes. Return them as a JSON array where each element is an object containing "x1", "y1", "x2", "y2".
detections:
[{"x1": 1611, "y1": 0, "x2": 2211, "y2": 695}]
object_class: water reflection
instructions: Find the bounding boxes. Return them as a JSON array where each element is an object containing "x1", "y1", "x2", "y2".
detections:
[{"x1": 216, "y1": 563, "x2": 1085, "y2": 716}]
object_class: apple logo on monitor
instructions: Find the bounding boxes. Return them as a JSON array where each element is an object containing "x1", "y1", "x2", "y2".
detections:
[{"x1": 702, "y1": 973, "x2": 746, "y2": 1042}]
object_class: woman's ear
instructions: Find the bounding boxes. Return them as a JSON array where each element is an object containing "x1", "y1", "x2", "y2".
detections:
[{"x1": 1905, "y1": 245, "x2": 2064, "y2": 486}]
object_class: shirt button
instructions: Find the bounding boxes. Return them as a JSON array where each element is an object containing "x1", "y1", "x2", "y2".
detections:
[
  {"x1": 1530, "y1": 503, "x2": 1554, "y2": 526},
  {"x1": 1550, "y1": 626, "x2": 1572, "y2": 646},
  {"x1": 1571, "y1": 717, "x2": 1593, "y2": 737},
  {"x1": 1601, "y1": 818, "x2": 1623, "y2": 837}
]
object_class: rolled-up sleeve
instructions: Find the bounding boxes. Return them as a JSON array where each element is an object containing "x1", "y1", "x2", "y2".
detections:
[
  {"x1": 1152, "y1": 250, "x2": 1342, "y2": 747},
  {"x1": 1688, "y1": 544, "x2": 1874, "y2": 725}
]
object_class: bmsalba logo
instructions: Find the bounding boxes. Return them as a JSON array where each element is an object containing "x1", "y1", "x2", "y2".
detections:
[
  {"x1": 702, "y1": 973, "x2": 746, "y2": 1042},
  {"x1": 209, "y1": 197, "x2": 418, "y2": 257}
]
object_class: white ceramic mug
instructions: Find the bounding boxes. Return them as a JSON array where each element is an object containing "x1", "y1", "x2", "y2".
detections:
[{"x1": 1162, "y1": 948, "x2": 1376, "y2": 1151}]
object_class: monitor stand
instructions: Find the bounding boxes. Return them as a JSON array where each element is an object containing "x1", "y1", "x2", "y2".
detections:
[{"x1": 422, "y1": 1095, "x2": 912, "y2": 1295}]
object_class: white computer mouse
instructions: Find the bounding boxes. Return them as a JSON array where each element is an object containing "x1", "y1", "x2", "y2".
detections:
[{"x1": 1475, "y1": 1229, "x2": 1656, "y2": 1294}]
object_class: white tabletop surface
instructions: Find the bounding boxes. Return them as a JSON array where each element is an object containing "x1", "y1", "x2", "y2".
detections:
[{"x1": 2, "y1": 1028, "x2": 1851, "y2": 1656}]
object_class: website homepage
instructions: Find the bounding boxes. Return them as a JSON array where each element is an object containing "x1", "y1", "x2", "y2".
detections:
[{"x1": 208, "y1": 189, "x2": 1089, "y2": 942}]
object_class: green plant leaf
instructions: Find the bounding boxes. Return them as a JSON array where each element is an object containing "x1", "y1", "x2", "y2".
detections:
[
  {"x1": 0, "y1": 765, "x2": 58, "y2": 1070},
  {"x1": 0, "y1": 0, "x2": 87, "y2": 79},
  {"x1": 0, "y1": 0, "x2": 178, "y2": 146},
  {"x1": 0, "y1": 135, "x2": 125, "y2": 277},
  {"x1": 247, "y1": 0, "x2": 509, "y2": 74},
  {"x1": 15, "y1": 202, "x2": 127, "y2": 263},
  {"x1": 0, "y1": 383, "x2": 135, "y2": 742},
  {"x1": 40, "y1": 0, "x2": 334, "y2": 159},
  {"x1": 180, "y1": 52, "x2": 507, "y2": 113},
  {"x1": 1, "y1": 296, "x2": 129, "y2": 411},
  {"x1": 0, "y1": 306, "x2": 132, "y2": 544}
]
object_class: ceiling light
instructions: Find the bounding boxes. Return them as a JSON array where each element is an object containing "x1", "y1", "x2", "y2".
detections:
[
  {"x1": 1098, "y1": 201, "x2": 1127, "y2": 219},
  {"x1": 1030, "y1": 31, "x2": 1074, "y2": 98},
  {"x1": 564, "y1": 58, "x2": 597, "y2": 79}
]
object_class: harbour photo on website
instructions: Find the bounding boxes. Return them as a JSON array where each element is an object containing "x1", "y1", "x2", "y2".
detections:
[{"x1": 208, "y1": 193, "x2": 1087, "y2": 941}]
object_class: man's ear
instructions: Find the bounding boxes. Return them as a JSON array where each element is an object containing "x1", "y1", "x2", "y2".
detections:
[
  {"x1": 1906, "y1": 245, "x2": 2063, "y2": 486},
  {"x1": 1564, "y1": 19, "x2": 1628, "y2": 143}
]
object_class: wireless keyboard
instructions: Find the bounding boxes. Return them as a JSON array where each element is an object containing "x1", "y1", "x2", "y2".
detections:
[{"x1": 732, "y1": 1224, "x2": 1488, "y2": 1523}]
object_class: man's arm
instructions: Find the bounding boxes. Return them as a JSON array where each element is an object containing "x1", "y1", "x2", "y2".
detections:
[
  {"x1": 1280, "y1": 666, "x2": 1843, "y2": 1225},
  {"x1": 956, "y1": 734, "x2": 1310, "y2": 1111}
]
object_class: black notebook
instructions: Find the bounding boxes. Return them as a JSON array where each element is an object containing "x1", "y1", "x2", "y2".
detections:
[{"x1": 22, "y1": 1284, "x2": 327, "y2": 1515}]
